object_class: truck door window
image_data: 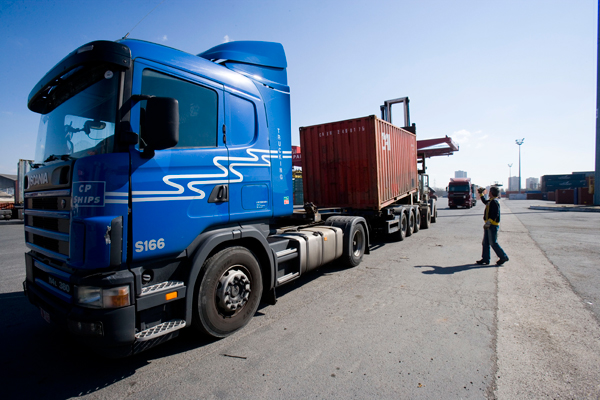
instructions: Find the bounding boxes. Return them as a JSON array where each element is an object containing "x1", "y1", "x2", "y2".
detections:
[
  {"x1": 140, "y1": 70, "x2": 218, "y2": 147},
  {"x1": 228, "y1": 94, "x2": 256, "y2": 146}
]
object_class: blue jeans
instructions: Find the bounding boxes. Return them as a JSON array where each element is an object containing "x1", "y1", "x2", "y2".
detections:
[{"x1": 482, "y1": 225, "x2": 508, "y2": 262}]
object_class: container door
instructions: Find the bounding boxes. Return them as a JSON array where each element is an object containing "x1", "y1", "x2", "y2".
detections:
[{"x1": 129, "y1": 61, "x2": 228, "y2": 261}]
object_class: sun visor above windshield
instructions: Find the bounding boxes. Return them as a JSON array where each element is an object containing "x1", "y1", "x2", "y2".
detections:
[{"x1": 28, "y1": 41, "x2": 131, "y2": 114}]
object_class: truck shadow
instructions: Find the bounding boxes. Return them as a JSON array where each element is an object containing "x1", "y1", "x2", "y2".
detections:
[
  {"x1": 415, "y1": 263, "x2": 501, "y2": 274},
  {"x1": 3, "y1": 237, "x2": 390, "y2": 398},
  {"x1": 4, "y1": 252, "x2": 367, "y2": 398},
  {"x1": 1, "y1": 290, "x2": 220, "y2": 399}
]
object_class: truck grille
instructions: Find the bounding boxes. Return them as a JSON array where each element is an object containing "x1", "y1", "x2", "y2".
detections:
[
  {"x1": 25, "y1": 190, "x2": 71, "y2": 260},
  {"x1": 28, "y1": 233, "x2": 69, "y2": 255},
  {"x1": 31, "y1": 197, "x2": 62, "y2": 210}
]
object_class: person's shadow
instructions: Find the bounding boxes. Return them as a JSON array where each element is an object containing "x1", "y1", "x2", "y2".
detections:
[{"x1": 415, "y1": 263, "x2": 501, "y2": 275}]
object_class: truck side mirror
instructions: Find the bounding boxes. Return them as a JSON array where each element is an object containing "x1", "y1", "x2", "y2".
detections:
[{"x1": 142, "y1": 97, "x2": 179, "y2": 152}]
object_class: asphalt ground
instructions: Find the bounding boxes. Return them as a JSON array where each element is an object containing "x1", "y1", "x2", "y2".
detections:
[
  {"x1": 495, "y1": 199, "x2": 600, "y2": 398},
  {"x1": 1, "y1": 199, "x2": 599, "y2": 399}
]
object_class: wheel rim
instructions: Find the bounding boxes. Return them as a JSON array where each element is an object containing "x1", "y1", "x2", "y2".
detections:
[
  {"x1": 216, "y1": 266, "x2": 251, "y2": 314},
  {"x1": 352, "y1": 229, "x2": 364, "y2": 257}
]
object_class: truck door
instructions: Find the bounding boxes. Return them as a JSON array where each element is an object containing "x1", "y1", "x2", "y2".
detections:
[
  {"x1": 224, "y1": 91, "x2": 273, "y2": 222},
  {"x1": 129, "y1": 61, "x2": 228, "y2": 261}
]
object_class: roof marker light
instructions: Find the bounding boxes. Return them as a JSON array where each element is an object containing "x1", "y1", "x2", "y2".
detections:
[{"x1": 77, "y1": 45, "x2": 94, "y2": 54}]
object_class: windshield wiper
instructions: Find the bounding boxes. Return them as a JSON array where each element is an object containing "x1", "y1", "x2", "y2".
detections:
[{"x1": 44, "y1": 154, "x2": 74, "y2": 162}]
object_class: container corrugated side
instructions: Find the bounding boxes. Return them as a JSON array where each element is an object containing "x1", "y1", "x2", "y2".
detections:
[{"x1": 300, "y1": 115, "x2": 417, "y2": 210}]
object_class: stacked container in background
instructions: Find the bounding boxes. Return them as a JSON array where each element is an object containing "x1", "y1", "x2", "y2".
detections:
[{"x1": 293, "y1": 169, "x2": 304, "y2": 206}]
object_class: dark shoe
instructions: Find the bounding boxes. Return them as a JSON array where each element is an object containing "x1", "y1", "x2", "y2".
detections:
[
  {"x1": 496, "y1": 258, "x2": 509, "y2": 265},
  {"x1": 476, "y1": 259, "x2": 489, "y2": 265}
]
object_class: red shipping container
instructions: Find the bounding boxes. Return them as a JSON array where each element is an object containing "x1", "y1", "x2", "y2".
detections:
[
  {"x1": 577, "y1": 187, "x2": 593, "y2": 205},
  {"x1": 555, "y1": 189, "x2": 574, "y2": 204},
  {"x1": 300, "y1": 115, "x2": 417, "y2": 210},
  {"x1": 547, "y1": 191, "x2": 555, "y2": 201},
  {"x1": 291, "y1": 146, "x2": 302, "y2": 167}
]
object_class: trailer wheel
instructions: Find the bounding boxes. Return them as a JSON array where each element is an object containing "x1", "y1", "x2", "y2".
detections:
[
  {"x1": 192, "y1": 247, "x2": 263, "y2": 338},
  {"x1": 421, "y1": 208, "x2": 431, "y2": 229},
  {"x1": 413, "y1": 208, "x2": 421, "y2": 233},
  {"x1": 343, "y1": 223, "x2": 366, "y2": 267},
  {"x1": 406, "y1": 210, "x2": 414, "y2": 237},
  {"x1": 394, "y1": 212, "x2": 407, "y2": 241}
]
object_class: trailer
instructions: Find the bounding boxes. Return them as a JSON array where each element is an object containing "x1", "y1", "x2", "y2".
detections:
[
  {"x1": 300, "y1": 112, "x2": 434, "y2": 241},
  {"x1": 22, "y1": 39, "x2": 454, "y2": 357}
]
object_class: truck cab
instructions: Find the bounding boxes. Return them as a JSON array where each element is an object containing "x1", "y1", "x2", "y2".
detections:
[
  {"x1": 447, "y1": 177, "x2": 474, "y2": 209},
  {"x1": 24, "y1": 40, "x2": 295, "y2": 355},
  {"x1": 23, "y1": 39, "x2": 369, "y2": 357}
]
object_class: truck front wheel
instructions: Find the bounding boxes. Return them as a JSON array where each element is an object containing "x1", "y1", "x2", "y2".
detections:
[
  {"x1": 192, "y1": 247, "x2": 263, "y2": 338},
  {"x1": 421, "y1": 208, "x2": 431, "y2": 229}
]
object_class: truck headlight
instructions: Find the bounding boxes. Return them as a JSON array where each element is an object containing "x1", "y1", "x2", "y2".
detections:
[{"x1": 74, "y1": 285, "x2": 130, "y2": 308}]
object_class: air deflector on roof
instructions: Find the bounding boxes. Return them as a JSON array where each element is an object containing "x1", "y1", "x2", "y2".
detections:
[{"x1": 198, "y1": 41, "x2": 288, "y2": 91}]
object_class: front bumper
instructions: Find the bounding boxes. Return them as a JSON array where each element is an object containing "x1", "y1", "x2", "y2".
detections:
[{"x1": 24, "y1": 253, "x2": 136, "y2": 355}]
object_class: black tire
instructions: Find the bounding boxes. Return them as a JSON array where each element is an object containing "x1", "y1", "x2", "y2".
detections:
[
  {"x1": 192, "y1": 247, "x2": 263, "y2": 338},
  {"x1": 421, "y1": 208, "x2": 431, "y2": 229},
  {"x1": 413, "y1": 208, "x2": 421, "y2": 233},
  {"x1": 394, "y1": 212, "x2": 407, "y2": 241},
  {"x1": 431, "y1": 206, "x2": 438, "y2": 223},
  {"x1": 343, "y1": 223, "x2": 366, "y2": 267},
  {"x1": 406, "y1": 210, "x2": 414, "y2": 237}
]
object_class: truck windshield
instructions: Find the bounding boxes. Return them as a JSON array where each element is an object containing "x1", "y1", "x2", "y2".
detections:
[
  {"x1": 34, "y1": 69, "x2": 119, "y2": 164},
  {"x1": 449, "y1": 185, "x2": 470, "y2": 192}
]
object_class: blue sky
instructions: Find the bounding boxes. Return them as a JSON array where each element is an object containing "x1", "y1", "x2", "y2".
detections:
[{"x1": 0, "y1": 0, "x2": 596, "y2": 189}]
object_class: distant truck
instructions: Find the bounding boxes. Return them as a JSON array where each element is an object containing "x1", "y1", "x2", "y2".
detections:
[
  {"x1": 0, "y1": 159, "x2": 31, "y2": 220},
  {"x1": 447, "y1": 178, "x2": 477, "y2": 208}
]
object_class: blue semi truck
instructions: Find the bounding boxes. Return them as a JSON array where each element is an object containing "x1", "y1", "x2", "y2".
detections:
[{"x1": 23, "y1": 39, "x2": 436, "y2": 357}]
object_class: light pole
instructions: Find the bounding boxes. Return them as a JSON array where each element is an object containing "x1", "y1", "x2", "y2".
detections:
[
  {"x1": 508, "y1": 163, "x2": 513, "y2": 191},
  {"x1": 515, "y1": 139, "x2": 524, "y2": 193}
]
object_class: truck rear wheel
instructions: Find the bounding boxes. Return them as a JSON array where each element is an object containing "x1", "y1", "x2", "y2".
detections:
[
  {"x1": 431, "y1": 206, "x2": 438, "y2": 223},
  {"x1": 406, "y1": 210, "x2": 414, "y2": 237},
  {"x1": 344, "y1": 223, "x2": 366, "y2": 267},
  {"x1": 192, "y1": 247, "x2": 263, "y2": 338},
  {"x1": 413, "y1": 209, "x2": 421, "y2": 233},
  {"x1": 394, "y1": 212, "x2": 407, "y2": 241}
]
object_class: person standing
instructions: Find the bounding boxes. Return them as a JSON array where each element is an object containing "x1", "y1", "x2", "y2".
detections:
[{"x1": 476, "y1": 186, "x2": 509, "y2": 265}]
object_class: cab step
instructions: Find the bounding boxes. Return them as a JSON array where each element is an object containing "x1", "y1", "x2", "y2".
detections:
[
  {"x1": 140, "y1": 280, "x2": 184, "y2": 296},
  {"x1": 135, "y1": 319, "x2": 186, "y2": 342}
]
